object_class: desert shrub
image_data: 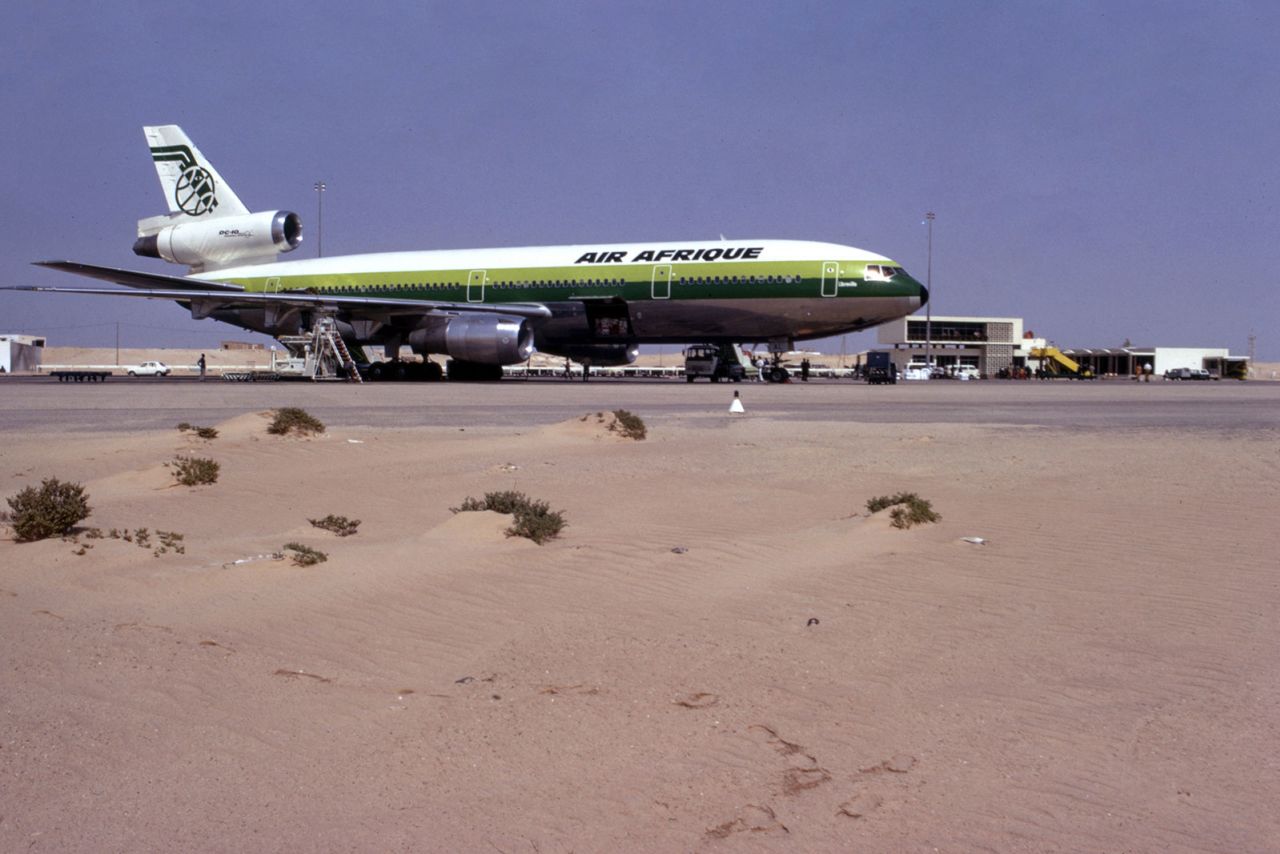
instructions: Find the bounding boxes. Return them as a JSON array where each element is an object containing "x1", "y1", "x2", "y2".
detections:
[
  {"x1": 506, "y1": 506, "x2": 567, "y2": 544},
  {"x1": 177, "y1": 422, "x2": 216, "y2": 438},
  {"x1": 268, "y1": 407, "x2": 325, "y2": 436},
  {"x1": 283, "y1": 542, "x2": 328, "y2": 566},
  {"x1": 155, "y1": 530, "x2": 186, "y2": 555},
  {"x1": 309, "y1": 514, "x2": 361, "y2": 537},
  {"x1": 866, "y1": 492, "x2": 940, "y2": 529},
  {"x1": 451, "y1": 490, "x2": 567, "y2": 545},
  {"x1": 463, "y1": 490, "x2": 530, "y2": 515},
  {"x1": 172, "y1": 456, "x2": 220, "y2": 486},
  {"x1": 6, "y1": 478, "x2": 92, "y2": 542},
  {"x1": 609, "y1": 409, "x2": 647, "y2": 440}
]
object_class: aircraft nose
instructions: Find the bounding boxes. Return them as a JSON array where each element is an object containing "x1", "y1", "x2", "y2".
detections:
[{"x1": 916, "y1": 281, "x2": 929, "y2": 308}]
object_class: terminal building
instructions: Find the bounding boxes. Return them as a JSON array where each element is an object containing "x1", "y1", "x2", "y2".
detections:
[{"x1": 876, "y1": 315, "x2": 1248, "y2": 378}]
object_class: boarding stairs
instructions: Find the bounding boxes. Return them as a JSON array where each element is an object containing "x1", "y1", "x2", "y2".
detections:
[
  {"x1": 274, "y1": 317, "x2": 363, "y2": 382},
  {"x1": 1030, "y1": 346, "x2": 1081, "y2": 376}
]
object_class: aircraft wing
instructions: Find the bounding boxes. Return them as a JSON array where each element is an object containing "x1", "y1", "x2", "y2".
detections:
[
  {"x1": 10, "y1": 284, "x2": 554, "y2": 320},
  {"x1": 34, "y1": 261, "x2": 247, "y2": 292}
]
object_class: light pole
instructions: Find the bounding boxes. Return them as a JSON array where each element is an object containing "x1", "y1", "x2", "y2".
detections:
[
  {"x1": 924, "y1": 211, "x2": 935, "y2": 370},
  {"x1": 314, "y1": 181, "x2": 326, "y2": 257}
]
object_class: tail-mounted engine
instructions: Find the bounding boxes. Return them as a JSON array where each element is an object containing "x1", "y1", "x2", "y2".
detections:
[{"x1": 133, "y1": 210, "x2": 303, "y2": 271}]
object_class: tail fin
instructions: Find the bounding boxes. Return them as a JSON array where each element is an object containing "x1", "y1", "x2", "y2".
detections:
[{"x1": 142, "y1": 126, "x2": 249, "y2": 220}]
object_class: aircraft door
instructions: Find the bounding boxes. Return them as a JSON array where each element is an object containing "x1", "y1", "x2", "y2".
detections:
[
  {"x1": 467, "y1": 270, "x2": 486, "y2": 303},
  {"x1": 651, "y1": 265, "x2": 672, "y2": 299},
  {"x1": 821, "y1": 262, "x2": 839, "y2": 297}
]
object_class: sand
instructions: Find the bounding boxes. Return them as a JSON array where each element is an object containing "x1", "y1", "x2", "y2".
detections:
[{"x1": 1, "y1": 395, "x2": 1278, "y2": 851}]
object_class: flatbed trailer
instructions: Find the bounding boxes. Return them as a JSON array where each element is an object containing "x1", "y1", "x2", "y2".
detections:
[{"x1": 49, "y1": 370, "x2": 112, "y2": 382}]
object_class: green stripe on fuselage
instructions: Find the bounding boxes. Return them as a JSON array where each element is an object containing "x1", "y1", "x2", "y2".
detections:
[{"x1": 222, "y1": 260, "x2": 919, "y2": 303}]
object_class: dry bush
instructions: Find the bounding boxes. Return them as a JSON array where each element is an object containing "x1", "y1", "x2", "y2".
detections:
[
  {"x1": 268, "y1": 407, "x2": 325, "y2": 436},
  {"x1": 308, "y1": 514, "x2": 361, "y2": 537},
  {"x1": 451, "y1": 490, "x2": 567, "y2": 545},
  {"x1": 5, "y1": 478, "x2": 91, "y2": 542},
  {"x1": 866, "y1": 492, "x2": 940, "y2": 529},
  {"x1": 172, "y1": 456, "x2": 220, "y2": 486},
  {"x1": 609, "y1": 409, "x2": 647, "y2": 440},
  {"x1": 283, "y1": 542, "x2": 328, "y2": 566}
]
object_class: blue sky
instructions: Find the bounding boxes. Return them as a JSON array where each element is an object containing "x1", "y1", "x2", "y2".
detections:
[{"x1": 2, "y1": 0, "x2": 1276, "y2": 358}]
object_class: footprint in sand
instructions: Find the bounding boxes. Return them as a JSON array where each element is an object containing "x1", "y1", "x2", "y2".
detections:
[
  {"x1": 705, "y1": 804, "x2": 788, "y2": 838},
  {"x1": 837, "y1": 791, "x2": 884, "y2": 819},
  {"x1": 859, "y1": 754, "x2": 916, "y2": 774},
  {"x1": 672, "y1": 692, "x2": 718, "y2": 709},
  {"x1": 782, "y1": 766, "x2": 832, "y2": 795},
  {"x1": 748, "y1": 724, "x2": 807, "y2": 758}
]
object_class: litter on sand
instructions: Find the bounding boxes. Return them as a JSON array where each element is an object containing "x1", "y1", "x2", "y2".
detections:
[
  {"x1": 961, "y1": 537, "x2": 988, "y2": 545},
  {"x1": 222, "y1": 552, "x2": 286, "y2": 567}
]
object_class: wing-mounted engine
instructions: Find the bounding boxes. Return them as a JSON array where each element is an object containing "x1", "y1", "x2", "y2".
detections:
[
  {"x1": 133, "y1": 210, "x2": 303, "y2": 271},
  {"x1": 407, "y1": 314, "x2": 535, "y2": 365}
]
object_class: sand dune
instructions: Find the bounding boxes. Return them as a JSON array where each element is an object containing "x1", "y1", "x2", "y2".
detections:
[{"x1": 1, "y1": 403, "x2": 1278, "y2": 851}]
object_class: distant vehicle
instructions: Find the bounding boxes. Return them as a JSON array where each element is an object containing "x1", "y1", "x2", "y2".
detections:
[
  {"x1": 1164, "y1": 367, "x2": 1214, "y2": 381},
  {"x1": 127, "y1": 360, "x2": 170, "y2": 377},
  {"x1": 683, "y1": 343, "x2": 747, "y2": 382},
  {"x1": 902, "y1": 362, "x2": 933, "y2": 381},
  {"x1": 953, "y1": 365, "x2": 980, "y2": 381},
  {"x1": 864, "y1": 350, "x2": 897, "y2": 384}
]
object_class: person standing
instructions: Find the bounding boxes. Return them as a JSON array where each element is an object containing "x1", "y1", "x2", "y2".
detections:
[
  {"x1": 756, "y1": 357, "x2": 767, "y2": 383},
  {"x1": 198, "y1": 353, "x2": 206, "y2": 381},
  {"x1": 800, "y1": 358, "x2": 810, "y2": 382}
]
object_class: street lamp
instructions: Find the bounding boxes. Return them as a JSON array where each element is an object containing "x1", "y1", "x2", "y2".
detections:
[
  {"x1": 924, "y1": 211, "x2": 935, "y2": 371},
  {"x1": 314, "y1": 181, "x2": 326, "y2": 257}
]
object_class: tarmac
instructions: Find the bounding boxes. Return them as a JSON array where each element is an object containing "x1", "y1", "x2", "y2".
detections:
[{"x1": 1, "y1": 375, "x2": 1276, "y2": 432}]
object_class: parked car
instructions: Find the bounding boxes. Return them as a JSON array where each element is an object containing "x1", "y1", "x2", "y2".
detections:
[
  {"x1": 127, "y1": 361, "x2": 170, "y2": 377},
  {"x1": 953, "y1": 365, "x2": 980, "y2": 381},
  {"x1": 1164, "y1": 367, "x2": 1216, "y2": 381},
  {"x1": 902, "y1": 363, "x2": 932, "y2": 381}
]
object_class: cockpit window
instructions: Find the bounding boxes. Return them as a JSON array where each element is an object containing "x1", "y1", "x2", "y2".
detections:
[{"x1": 864, "y1": 264, "x2": 897, "y2": 281}]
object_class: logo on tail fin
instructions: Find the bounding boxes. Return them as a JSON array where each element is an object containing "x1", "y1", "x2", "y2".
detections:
[{"x1": 151, "y1": 144, "x2": 218, "y2": 216}]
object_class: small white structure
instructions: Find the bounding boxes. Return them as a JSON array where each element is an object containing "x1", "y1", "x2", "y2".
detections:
[{"x1": 0, "y1": 334, "x2": 46, "y2": 373}]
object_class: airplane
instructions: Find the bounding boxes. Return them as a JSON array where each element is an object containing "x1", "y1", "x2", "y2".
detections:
[{"x1": 18, "y1": 125, "x2": 928, "y2": 381}]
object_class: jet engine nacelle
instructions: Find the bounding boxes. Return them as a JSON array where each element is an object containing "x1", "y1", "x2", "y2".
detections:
[
  {"x1": 546, "y1": 343, "x2": 640, "y2": 366},
  {"x1": 133, "y1": 210, "x2": 303, "y2": 269},
  {"x1": 408, "y1": 314, "x2": 535, "y2": 365}
]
